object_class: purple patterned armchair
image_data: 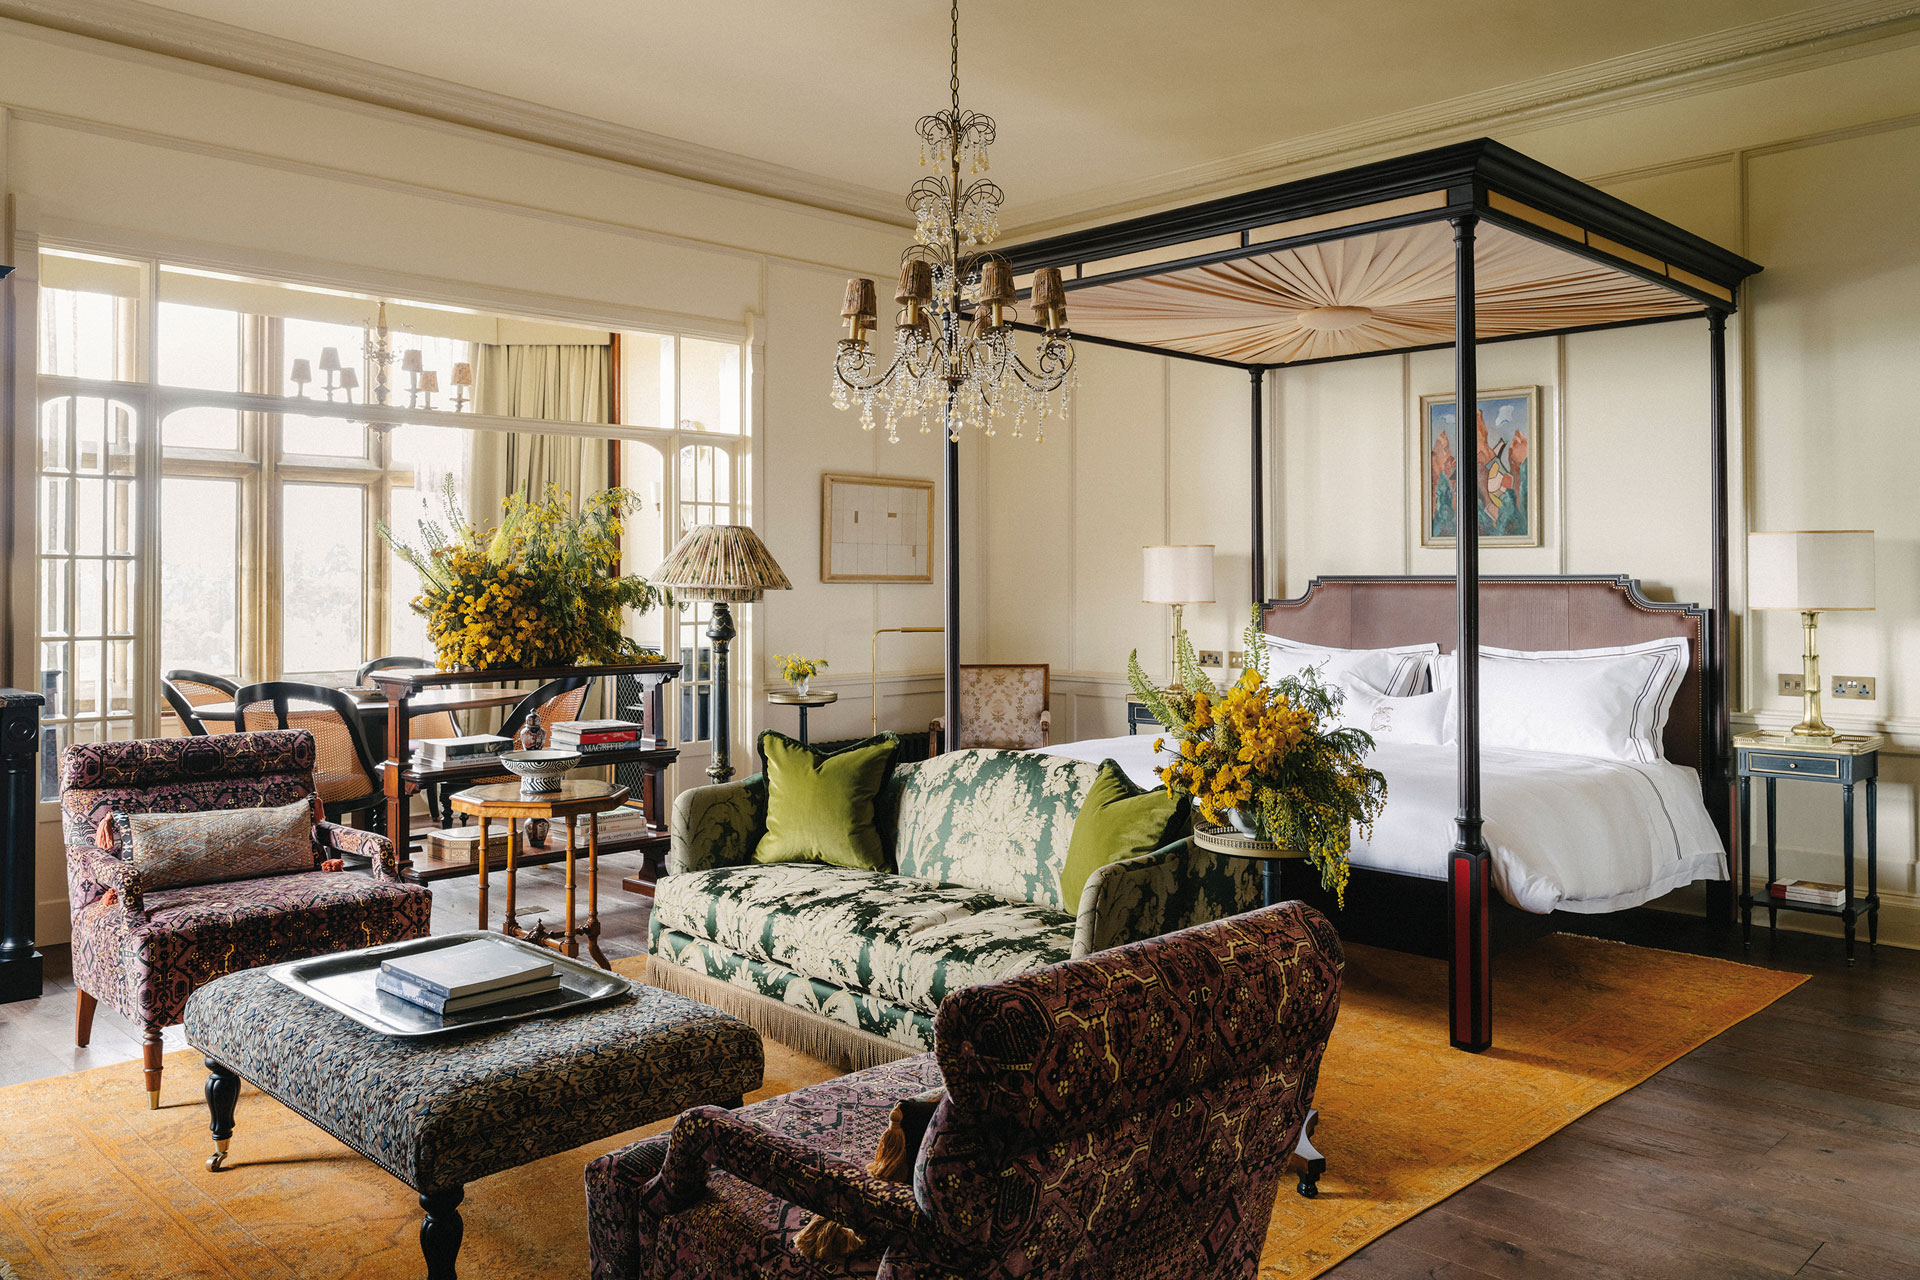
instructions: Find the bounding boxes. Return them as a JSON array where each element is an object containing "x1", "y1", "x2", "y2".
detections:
[
  {"x1": 587, "y1": 901, "x2": 1341, "y2": 1280},
  {"x1": 61, "y1": 730, "x2": 432, "y2": 1107}
]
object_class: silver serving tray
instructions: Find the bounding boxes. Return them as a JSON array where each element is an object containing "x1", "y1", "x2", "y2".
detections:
[{"x1": 268, "y1": 930, "x2": 630, "y2": 1038}]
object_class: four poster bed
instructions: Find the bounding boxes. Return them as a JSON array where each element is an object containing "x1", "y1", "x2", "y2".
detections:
[{"x1": 988, "y1": 138, "x2": 1763, "y2": 1051}]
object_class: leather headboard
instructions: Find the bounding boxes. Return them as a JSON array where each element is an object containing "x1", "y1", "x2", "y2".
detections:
[{"x1": 1260, "y1": 575, "x2": 1709, "y2": 773}]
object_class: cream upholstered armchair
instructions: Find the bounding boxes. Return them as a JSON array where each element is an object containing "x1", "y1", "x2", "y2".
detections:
[{"x1": 931, "y1": 663, "x2": 1050, "y2": 752}]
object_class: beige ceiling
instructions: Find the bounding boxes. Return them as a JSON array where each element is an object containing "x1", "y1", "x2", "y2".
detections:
[{"x1": 20, "y1": 0, "x2": 1890, "y2": 229}]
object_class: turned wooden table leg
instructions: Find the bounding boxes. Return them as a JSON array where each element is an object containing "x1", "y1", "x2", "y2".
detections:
[
  {"x1": 419, "y1": 1186, "x2": 465, "y2": 1280},
  {"x1": 502, "y1": 818, "x2": 520, "y2": 940},
  {"x1": 475, "y1": 816, "x2": 490, "y2": 931},
  {"x1": 586, "y1": 812, "x2": 609, "y2": 970},
  {"x1": 562, "y1": 816, "x2": 579, "y2": 959},
  {"x1": 204, "y1": 1057, "x2": 241, "y2": 1171}
]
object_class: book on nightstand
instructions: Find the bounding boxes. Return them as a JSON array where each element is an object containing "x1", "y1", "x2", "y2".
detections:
[{"x1": 1769, "y1": 879, "x2": 1847, "y2": 907}]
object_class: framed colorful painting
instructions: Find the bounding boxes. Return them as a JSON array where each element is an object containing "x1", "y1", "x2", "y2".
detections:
[{"x1": 1417, "y1": 386, "x2": 1542, "y2": 549}]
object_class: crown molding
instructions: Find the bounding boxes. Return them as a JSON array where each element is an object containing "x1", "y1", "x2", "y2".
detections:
[
  {"x1": 0, "y1": 0, "x2": 914, "y2": 227},
  {"x1": 5, "y1": 0, "x2": 1919, "y2": 239},
  {"x1": 1006, "y1": 0, "x2": 1920, "y2": 237}
]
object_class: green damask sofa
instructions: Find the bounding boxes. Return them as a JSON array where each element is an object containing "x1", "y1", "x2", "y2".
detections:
[{"x1": 646, "y1": 748, "x2": 1257, "y2": 1069}]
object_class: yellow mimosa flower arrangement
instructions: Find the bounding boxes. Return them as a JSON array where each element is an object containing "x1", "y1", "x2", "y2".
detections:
[
  {"x1": 1127, "y1": 610, "x2": 1386, "y2": 906},
  {"x1": 380, "y1": 479, "x2": 670, "y2": 671}
]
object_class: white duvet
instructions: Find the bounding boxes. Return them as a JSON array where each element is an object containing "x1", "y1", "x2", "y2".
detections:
[{"x1": 1038, "y1": 735, "x2": 1727, "y2": 915}]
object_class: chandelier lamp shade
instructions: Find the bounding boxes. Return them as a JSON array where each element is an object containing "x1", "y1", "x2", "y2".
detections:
[
  {"x1": 831, "y1": 0, "x2": 1076, "y2": 446},
  {"x1": 651, "y1": 524, "x2": 793, "y2": 783}
]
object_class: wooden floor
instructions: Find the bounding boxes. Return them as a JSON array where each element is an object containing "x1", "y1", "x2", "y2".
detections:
[{"x1": 3, "y1": 873, "x2": 1915, "y2": 1279}]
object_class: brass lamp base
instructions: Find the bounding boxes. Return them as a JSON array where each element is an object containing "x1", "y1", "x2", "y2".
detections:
[{"x1": 1787, "y1": 609, "x2": 1836, "y2": 743}]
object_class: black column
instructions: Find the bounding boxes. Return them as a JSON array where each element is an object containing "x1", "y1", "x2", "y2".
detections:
[
  {"x1": 1447, "y1": 216, "x2": 1491, "y2": 1054},
  {"x1": 942, "y1": 410, "x2": 962, "y2": 752},
  {"x1": 706, "y1": 604, "x2": 736, "y2": 783},
  {"x1": 1250, "y1": 367, "x2": 1267, "y2": 605},
  {"x1": 1705, "y1": 308, "x2": 1735, "y2": 924},
  {"x1": 0, "y1": 690, "x2": 46, "y2": 1004}
]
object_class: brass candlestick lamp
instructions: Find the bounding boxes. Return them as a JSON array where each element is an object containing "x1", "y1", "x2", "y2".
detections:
[{"x1": 1747, "y1": 530, "x2": 1875, "y2": 743}]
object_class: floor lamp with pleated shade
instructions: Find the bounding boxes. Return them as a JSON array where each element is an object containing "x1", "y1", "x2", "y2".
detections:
[{"x1": 651, "y1": 524, "x2": 792, "y2": 783}]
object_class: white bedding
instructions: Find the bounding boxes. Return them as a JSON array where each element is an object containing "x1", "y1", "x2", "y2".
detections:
[{"x1": 1038, "y1": 735, "x2": 1727, "y2": 915}]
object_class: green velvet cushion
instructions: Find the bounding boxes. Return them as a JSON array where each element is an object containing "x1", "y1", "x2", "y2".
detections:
[
  {"x1": 752, "y1": 730, "x2": 901, "y2": 870},
  {"x1": 1058, "y1": 761, "x2": 1187, "y2": 913}
]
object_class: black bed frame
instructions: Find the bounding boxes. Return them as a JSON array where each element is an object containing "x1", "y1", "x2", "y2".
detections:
[{"x1": 984, "y1": 138, "x2": 1762, "y2": 1051}]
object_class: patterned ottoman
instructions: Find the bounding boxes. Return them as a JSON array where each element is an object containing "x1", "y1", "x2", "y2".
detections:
[{"x1": 184, "y1": 965, "x2": 763, "y2": 1280}]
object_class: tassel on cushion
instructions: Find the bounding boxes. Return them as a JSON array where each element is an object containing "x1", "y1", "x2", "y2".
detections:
[{"x1": 794, "y1": 1089, "x2": 943, "y2": 1262}]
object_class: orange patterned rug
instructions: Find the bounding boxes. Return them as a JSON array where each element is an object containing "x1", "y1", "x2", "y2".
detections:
[{"x1": 0, "y1": 935, "x2": 1803, "y2": 1279}]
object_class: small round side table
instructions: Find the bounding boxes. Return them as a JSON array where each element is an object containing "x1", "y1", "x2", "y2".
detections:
[
  {"x1": 767, "y1": 689, "x2": 837, "y2": 745},
  {"x1": 1190, "y1": 820, "x2": 1323, "y2": 1198},
  {"x1": 450, "y1": 779, "x2": 628, "y2": 970},
  {"x1": 1192, "y1": 822, "x2": 1304, "y2": 909}
]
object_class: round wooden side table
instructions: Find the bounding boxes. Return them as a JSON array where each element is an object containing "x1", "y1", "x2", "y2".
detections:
[
  {"x1": 767, "y1": 689, "x2": 837, "y2": 745},
  {"x1": 450, "y1": 779, "x2": 628, "y2": 970},
  {"x1": 1190, "y1": 820, "x2": 1324, "y2": 1198}
]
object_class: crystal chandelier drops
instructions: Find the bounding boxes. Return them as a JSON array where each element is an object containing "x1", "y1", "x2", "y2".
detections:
[{"x1": 831, "y1": 0, "x2": 1075, "y2": 445}]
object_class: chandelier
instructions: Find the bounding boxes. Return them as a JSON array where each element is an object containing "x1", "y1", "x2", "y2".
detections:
[{"x1": 832, "y1": 0, "x2": 1075, "y2": 444}]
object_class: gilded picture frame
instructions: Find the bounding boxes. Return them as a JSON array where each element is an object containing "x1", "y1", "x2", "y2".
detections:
[
  {"x1": 820, "y1": 473, "x2": 935, "y2": 583},
  {"x1": 1416, "y1": 386, "x2": 1543, "y2": 549}
]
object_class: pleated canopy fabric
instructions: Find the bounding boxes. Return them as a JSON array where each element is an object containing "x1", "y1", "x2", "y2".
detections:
[
  {"x1": 651, "y1": 524, "x2": 793, "y2": 603},
  {"x1": 1062, "y1": 221, "x2": 1702, "y2": 365}
]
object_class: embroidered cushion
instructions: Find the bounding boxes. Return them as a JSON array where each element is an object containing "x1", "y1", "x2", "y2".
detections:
[
  {"x1": 1057, "y1": 761, "x2": 1188, "y2": 914},
  {"x1": 751, "y1": 731, "x2": 900, "y2": 871},
  {"x1": 888, "y1": 750, "x2": 1102, "y2": 910},
  {"x1": 125, "y1": 799, "x2": 316, "y2": 891}
]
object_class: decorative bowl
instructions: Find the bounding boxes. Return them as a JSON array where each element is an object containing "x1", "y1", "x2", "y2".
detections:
[{"x1": 498, "y1": 749, "x2": 582, "y2": 794}]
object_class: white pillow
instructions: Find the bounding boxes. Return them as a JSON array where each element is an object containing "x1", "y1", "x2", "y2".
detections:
[
  {"x1": 1431, "y1": 637, "x2": 1689, "y2": 763},
  {"x1": 1262, "y1": 636, "x2": 1438, "y2": 697},
  {"x1": 1339, "y1": 687, "x2": 1452, "y2": 746}
]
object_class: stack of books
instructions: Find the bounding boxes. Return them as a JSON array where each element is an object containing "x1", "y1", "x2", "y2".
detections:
[
  {"x1": 375, "y1": 940, "x2": 560, "y2": 1016},
  {"x1": 1769, "y1": 879, "x2": 1848, "y2": 908},
  {"x1": 415, "y1": 734, "x2": 511, "y2": 766},
  {"x1": 548, "y1": 719, "x2": 646, "y2": 754}
]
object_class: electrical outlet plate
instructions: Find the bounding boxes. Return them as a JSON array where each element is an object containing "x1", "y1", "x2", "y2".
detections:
[
  {"x1": 1832, "y1": 676, "x2": 1876, "y2": 700},
  {"x1": 1197, "y1": 650, "x2": 1225, "y2": 667},
  {"x1": 1228, "y1": 650, "x2": 1247, "y2": 668},
  {"x1": 1777, "y1": 673, "x2": 1804, "y2": 696}
]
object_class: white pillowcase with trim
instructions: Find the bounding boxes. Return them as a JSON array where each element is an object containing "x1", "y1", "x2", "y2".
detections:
[
  {"x1": 1338, "y1": 686, "x2": 1453, "y2": 746},
  {"x1": 1430, "y1": 636, "x2": 1689, "y2": 763},
  {"x1": 1262, "y1": 636, "x2": 1438, "y2": 697}
]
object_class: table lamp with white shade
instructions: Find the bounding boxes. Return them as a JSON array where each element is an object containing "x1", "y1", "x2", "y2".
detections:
[
  {"x1": 1143, "y1": 545, "x2": 1215, "y2": 682},
  {"x1": 651, "y1": 524, "x2": 792, "y2": 783},
  {"x1": 1748, "y1": 530, "x2": 1875, "y2": 744}
]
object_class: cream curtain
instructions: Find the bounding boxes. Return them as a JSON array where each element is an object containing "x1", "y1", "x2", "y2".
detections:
[{"x1": 468, "y1": 343, "x2": 614, "y2": 517}]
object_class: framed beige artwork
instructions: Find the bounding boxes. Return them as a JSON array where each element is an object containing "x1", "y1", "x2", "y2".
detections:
[{"x1": 820, "y1": 473, "x2": 935, "y2": 583}]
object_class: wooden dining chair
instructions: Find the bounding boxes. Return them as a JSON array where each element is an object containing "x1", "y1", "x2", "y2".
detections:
[
  {"x1": 232, "y1": 682, "x2": 386, "y2": 829},
  {"x1": 161, "y1": 670, "x2": 239, "y2": 737}
]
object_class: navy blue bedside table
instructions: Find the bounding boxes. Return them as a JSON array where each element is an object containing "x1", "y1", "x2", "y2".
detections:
[{"x1": 1736, "y1": 732, "x2": 1881, "y2": 964}]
